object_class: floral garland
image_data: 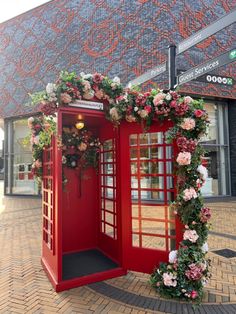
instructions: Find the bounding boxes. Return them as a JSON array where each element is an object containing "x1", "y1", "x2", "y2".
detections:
[
  {"x1": 28, "y1": 117, "x2": 101, "y2": 184},
  {"x1": 28, "y1": 70, "x2": 211, "y2": 303}
]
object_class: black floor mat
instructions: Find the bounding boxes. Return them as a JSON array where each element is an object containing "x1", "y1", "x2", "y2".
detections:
[
  {"x1": 213, "y1": 248, "x2": 236, "y2": 258},
  {"x1": 62, "y1": 249, "x2": 119, "y2": 280}
]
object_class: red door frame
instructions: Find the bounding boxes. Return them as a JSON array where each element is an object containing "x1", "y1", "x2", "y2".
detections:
[{"x1": 119, "y1": 121, "x2": 181, "y2": 273}]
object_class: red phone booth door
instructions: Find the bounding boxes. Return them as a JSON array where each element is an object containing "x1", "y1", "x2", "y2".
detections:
[
  {"x1": 120, "y1": 123, "x2": 177, "y2": 274},
  {"x1": 98, "y1": 123, "x2": 121, "y2": 265}
]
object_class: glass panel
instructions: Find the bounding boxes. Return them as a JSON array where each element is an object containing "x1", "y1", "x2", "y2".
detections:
[
  {"x1": 130, "y1": 134, "x2": 137, "y2": 146},
  {"x1": 105, "y1": 187, "x2": 114, "y2": 198},
  {"x1": 132, "y1": 204, "x2": 139, "y2": 217},
  {"x1": 200, "y1": 103, "x2": 217, "y2": 144},
  {"x1": 142, "y1": 235, "x2": 165, "y2": 250},
  {"x1": 150, "y1": 132, "x2": 163, "y2": 144},
  {"x1": 201, "y1": 146, "x2": 230, "y2": 196},
  {"x1": 11, "y1": 119, "x2": 39, "y2": 195},
  {"x1": 105, "y1": 199, "x2": 114, "y2": 211},
  {"x1": 141, "y1": 205, "x2": 165, "y2": 220},
  {"x1": 142, "y1": 220, "x2": 165, "y2": 235},
  {"x1": 105, "y1": 212, "x2": 114, "y2": 225},
  {"x1": 103, "y1": 139, "x2": 113, "y2": 150},
  {"x1": 105, "y1": 224, "x2": 114, "y2": 238},
  {"x1": 130, "y1": 147, "x2": 138, "y2": 160},
  {"x1": 104, "y1": 151, "x2": 113, "y2": 162},
  {"x1": 139, "y1": 133, "x2": 149, "y2": 145},
  {"x1": 168, "y1": 238, "x2": 176, "y2": 251},
  {"x1": 132, "y1": 234, "x2": 140, "y2": 247},
  {"x1": 102, "y1": 163, "x2": 113, "y2": 175},
  {"x1": 140, "y1": 176, "x2": 164, "y2": 189},
  {"x1": 132, "y1": 219, "x2": 139, "y2": 232}
]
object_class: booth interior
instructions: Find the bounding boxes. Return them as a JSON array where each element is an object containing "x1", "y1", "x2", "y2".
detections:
[{"x1": 60, "y1": 109, "x2": 122, "y2": 281}]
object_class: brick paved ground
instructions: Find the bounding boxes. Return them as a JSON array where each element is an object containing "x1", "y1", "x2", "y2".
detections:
[{"x1": 0, "y1": 180, "x2": 236, "y2": 313}]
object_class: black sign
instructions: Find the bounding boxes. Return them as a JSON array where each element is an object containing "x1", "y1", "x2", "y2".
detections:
[
  {"x1": 127, "y1": 62, "x2": 167, "y2": 86},
  {"x1": 177, "y1": 48, "x2": 236, "y2": 85},
  {"x1": 177, "y1": 70, "x2": 235, "y2": 86},
  {"x1": 177, "y1": 8, "x2": 236, "y2": 54}
]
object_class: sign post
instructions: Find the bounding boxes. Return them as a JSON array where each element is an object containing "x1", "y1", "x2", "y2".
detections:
[
  {"x1": 168, "y1": 45, "x2": 177, "y2": 90},
  {"x1": 177, "y1": 8, "x2": 236, "y2": 54},
  {"x1": 127, "y1": 62, "x2": 166, "y2": 87},
  {"x1": 177, "y1": 48, "x2": 236, "y2": 85}
]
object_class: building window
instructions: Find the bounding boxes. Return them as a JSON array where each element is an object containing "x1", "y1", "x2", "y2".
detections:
[
  {"x1": 4, "y1": 117, "x2": 40, "y2": 195},
  {"x1": 200, "y1": 101, "x2": 230, "y2": 196}
]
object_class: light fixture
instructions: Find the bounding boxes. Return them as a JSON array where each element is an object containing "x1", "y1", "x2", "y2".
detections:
[{"x1": 75, "y1": 114, "x2": 85, "y2": 129}]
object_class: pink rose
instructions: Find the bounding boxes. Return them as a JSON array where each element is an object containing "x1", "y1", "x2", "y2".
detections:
[
  {"x1": 95, "y1": 89, "x2": 104, "y2": 99},
  {"x1": 184, "y1": 96, "x2": 193, "y2": 104},
  {"x1": 185, "y1": 263, "x2": 203, "y2": 280},
  {"x1": 191, "y1": 290, "x2": 198, "y2": 299},
  {"x1": 110, "y1": 107, "x2": 120, "y2": 121},
  {"x1": 35, "y1": 159, "x2": 42, "y2": 168},
  {"x1": 183, "y1": 229, "x2": 199, "y2": 243},
  {"x1": 60, "y1": 93, "x2": 72, "y2": 104},
  {"x1": 78, "y1": 142, "x2": 87, "y2": 151},
  {"x1": 139, "y1": 109, "x2": 149, "y2": 118},
  {"x1": 163, "y1": 272, "x2": 177, "y2": 287},
  {"x1": 180, "y1": 118, "x2": 196, "y2": 130},
  {"x1": 153, "y1": 93, "x2": 166, "y2": 106},
  {"x1": 176, "y1": 152, "x2": 191, "y2": 165},
  {"x1": 144, "y1": 105, "x2": 152, "y2": 113},
  {"x1": 183, "y1": 187, "x2": 197, "y2": 201},
  {"x1": 93, "y1": 72, "x2": 104, "y2": 84},
  {"x1": 125, "y1": 115, "x2": 136, "y2": 123},
  {"x1": 194, "y1": 109, "x2": 204, "y2": 117},
  {"x1": 200, "y1": 207, "x2": 211, "y2": 223}
]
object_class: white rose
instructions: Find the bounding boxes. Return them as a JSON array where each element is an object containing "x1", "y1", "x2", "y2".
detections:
[
  {"x1": 113, "y1": 76, "x2": 120, "y2": 84},
  {"x1": 165, "y1": 93, "x2": 172, "y2": 101},
  {"x1": 201, "y1": 242, "x2": 209, "y2": 253},
  {"x1": 169, "y1": 250, "x2": 178, "y2": 263},
  {"x1": 46, "y1": 83, "x2": 55, "y2": 94},
  {"x1": 83, "y1": 73, "x2": 93, "y2": 79},
  {"x1": 83, "y1": 90, "x2": 94, "y2": 100},
  {"x1": 197, "y1": 165, "x2": 208, "y2": 181}
]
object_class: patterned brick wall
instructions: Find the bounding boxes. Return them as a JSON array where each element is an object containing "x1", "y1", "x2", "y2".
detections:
[{"x1": 0, "y1": 0, "x2": 235, "y2": 118}]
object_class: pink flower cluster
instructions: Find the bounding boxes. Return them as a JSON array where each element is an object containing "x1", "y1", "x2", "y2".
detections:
[
  {"x1": 183, "y1": 229, "x2": 199, "y2": 243},
  {"x1": 176, "y1": 152, "x2": 191, "y2": 165},
  {"x1": 170, "y1": 101, "x2": 189, "y2": 116},
  {"x1": 183, "y1": 187, "x2": 197, "y2": 201},
  {"x1": 200, "y1": 207, "x2": 211, "y2": 223},
  {"x1": 163, "y1": 272, "x2": 177, "y2": 287},
  {"x1": 180, "y1": 118, "x2": 196, "y2": 130},
  {"x1": 176, "y1": 136, "x2": 197, "y2": 153},
  {"x1": 39, "y1": 101, "x2": 57, "y2": 116},
  {"x1": 185, "y1": 263, "x2": 204, "y2": 281}
]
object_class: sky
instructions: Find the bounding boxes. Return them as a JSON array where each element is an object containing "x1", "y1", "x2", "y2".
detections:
[{"x1": 0, "y1": 0, "x2": 51, "y2": 23}]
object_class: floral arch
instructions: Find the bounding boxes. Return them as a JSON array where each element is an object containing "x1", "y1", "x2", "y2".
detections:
[{"x1": 28, "y1": 71, "x2": 211, "y2": 303}]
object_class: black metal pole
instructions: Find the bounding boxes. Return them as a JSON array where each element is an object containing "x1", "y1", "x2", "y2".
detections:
[{"x1": 168, "y1": 44, "x2": 177, "y2": 90}]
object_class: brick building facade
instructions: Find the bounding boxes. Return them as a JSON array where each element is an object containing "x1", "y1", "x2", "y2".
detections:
[{"x1": 0, "y1": 0, "x2": 235, "y2": 196}]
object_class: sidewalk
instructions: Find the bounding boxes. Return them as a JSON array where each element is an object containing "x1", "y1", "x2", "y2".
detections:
[{"x1": 0, "y1": 184, "x2": 236, "y2": 313}]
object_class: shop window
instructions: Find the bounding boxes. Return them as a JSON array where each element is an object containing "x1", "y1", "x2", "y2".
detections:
[
  {"x1": 200, "y1": 102, "x2": 230, "y2": 196},
  {"x1": 4, "y1": 118, "x2": 40, "y2": 195}
]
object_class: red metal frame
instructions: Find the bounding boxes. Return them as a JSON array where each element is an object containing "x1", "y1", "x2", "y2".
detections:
[{"x1": 41, "y1": 105, "x2": 182, "y2": 291}]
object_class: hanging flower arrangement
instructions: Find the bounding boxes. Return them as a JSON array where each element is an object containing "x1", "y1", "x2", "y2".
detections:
[
  {"x1": 28, "y1": 70, "x2": 211, "y2": 303},
  {"x1": 60, "y1": 127, "x2": 101, "y2": 184}
]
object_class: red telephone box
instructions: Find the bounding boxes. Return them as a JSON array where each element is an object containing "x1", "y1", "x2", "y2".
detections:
[{"x1": 41, "y1": 103, "x2": 182, "y2": 292}]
